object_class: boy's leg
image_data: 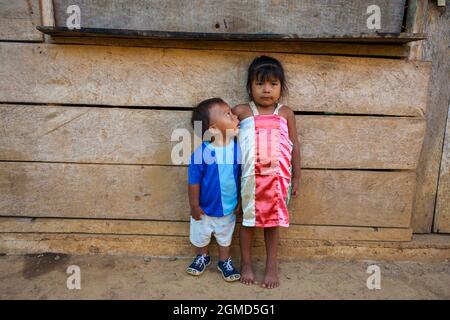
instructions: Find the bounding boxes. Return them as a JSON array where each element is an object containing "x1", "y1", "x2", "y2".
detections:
[
  {"x1": 262, "y1": 227, "x2": 280, "y2": 289},
  {"x1": 240, "y1": 226, "x2": 257, "y2": 285},
  {"x1": 190, "y1": 215, "x2": 212, "y2": 256},
  {"x1": 187, "y1": 217, "x2": 212, "y2": 276},
  {"x1": 214, "y1": 214, "x2": 240, "y2": 282},
  {"x1": 218, "y1": 245, "x2": 230, "y2": 262},
  {"x1": 217, "y1": 245, "x2": 240, "y2": 282},
  {"x1": 196, "y1": 246, "x2": 209, "y2": 256},
  {"x1": 213, "y1": 214, "x2": 236, "y2": 262}
]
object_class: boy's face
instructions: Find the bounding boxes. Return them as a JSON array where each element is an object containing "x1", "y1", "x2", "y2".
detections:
[
  {"x1": 251, "y1": 76, "x2": 282, "y2": 107},
  {"x1": 208, "y1": 103, "x2": 240, "y2": 138}
]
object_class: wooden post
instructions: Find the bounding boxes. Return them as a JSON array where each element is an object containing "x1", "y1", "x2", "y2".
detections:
[
  {"x1": 434, "y1": 100, "x2": 450, "y2": 232},
  {"x1": 406, "y1": 0, "x2": 428, "y2": 60},
  {"x1": 409, "y1": 2, "x2": 450, "y2": 233},
  {"x1": 40, "y1": 0, "x2": 55, "y2": 43}
]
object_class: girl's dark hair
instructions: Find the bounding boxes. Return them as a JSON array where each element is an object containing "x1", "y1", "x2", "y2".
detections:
[
  {"x1": 191, "y1": 97, "x2": 225, "y2": 136},
  {"x1": 246, "y1": 55, "x2": 288, "y2": 100}
]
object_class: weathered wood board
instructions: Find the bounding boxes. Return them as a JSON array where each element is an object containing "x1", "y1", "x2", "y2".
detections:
[
  {"x1": 0, "y1": 105, "x2": 426, "y2": 169},
  {"x1": 49, "y1": 36, "x2": 411, "y2": 58},
  {"x1": 5, "y1": 233, "x2": 448, "y2": 261},
  {"x1": 410, "y1": 3, "x2": 450, "y2": 232},
  {"x1": 39, "y1": 27, "x2": 426, "y2": 43},
  {"x1": 405, "y1": 0, "x2": 428, "y2": 61},
  {"x1": 0, "y1": 0, "x2": 43, "y2": 41},
  {"x1": 0, "y1": 162, "x2": 415, "y2": 228},
  {"x1": 0, "y1": 43, "x2": 431, "y2": 116},
  {"x1": 434, "y1": 103, "x2": 450, "y2": 233},
  {"x1": 0, "y1": 217, "x2": 412, "y2": 241},
  {"x1": 53, "y1": 0, "x2": 406, "y2": 35}
]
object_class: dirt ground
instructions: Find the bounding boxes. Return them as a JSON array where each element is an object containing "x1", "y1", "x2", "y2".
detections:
[{"x1": 0, "y1": 253, "x2": 449, "y2": 300}]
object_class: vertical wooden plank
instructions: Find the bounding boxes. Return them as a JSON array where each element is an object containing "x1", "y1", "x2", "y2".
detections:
[
  {"x1": 40, "y1": 0, "x2": 55, "y2": 26},
  {"x1": 434, "y1": 102, "x2": 450, "y2": 233},
  {"x1": 411, "y1": 2, "x2": 450, "y2": 232},
  {"x1": 406, "y1": 0, "x2": 427, "y2": 32},
  {"x1": 406, "y1": 0, "x2": 428, "y2": 60},
  {"x1": 40, "y1": 0, "x2": 55, "y2": 43}
]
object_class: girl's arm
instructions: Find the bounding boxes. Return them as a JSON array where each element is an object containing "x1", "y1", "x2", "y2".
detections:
[
  {"x1": 234, "y1": 197, "x2": 242, "y2": 215},
  {"x1": 285, "y1": 107, "x2": 301, "y2": 197},
  {"x1": 232, "y1": 104, "x2": 251, "y2": 121}
]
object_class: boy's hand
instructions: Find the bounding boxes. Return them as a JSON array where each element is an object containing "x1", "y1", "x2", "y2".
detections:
[{"x1": 191, "y1": 205, "x2": 205, "y2": 221}]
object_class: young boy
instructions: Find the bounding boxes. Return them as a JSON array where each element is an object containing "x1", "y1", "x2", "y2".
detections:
[{"x1": 186, "y1": 97, "x2": 241, "y2": 282}]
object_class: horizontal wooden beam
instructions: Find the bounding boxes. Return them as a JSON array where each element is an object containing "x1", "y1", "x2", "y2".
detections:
[
  {"x1": 0, "y1": 43, "x2": 431, "y2": 116},
  {"x1": 0, "y1": 162, "x2": 415, "y2": 228},
  {"x1": 37, "y1": 26, "x2": 427, "y2": 44},
  {"x1": 0, "y1": 217, "x2": 412, "y2": 241},
  {"x1": 0, "y1": 105, "x2": 426, "y2": 169},
  {"x1": 48, "y1": 36, "x2": 411, "y2": 58},
  {"x1": 2, "y1": 233, "x2": 450, "y2": 261}
]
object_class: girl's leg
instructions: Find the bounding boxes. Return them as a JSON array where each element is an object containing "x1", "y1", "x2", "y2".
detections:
[
  {"x1": 262, "y1": 227, "x2": 280, "y2": 289},
  {"x1": 240, "y1": 226, "x2": 256, "y2": 285}
]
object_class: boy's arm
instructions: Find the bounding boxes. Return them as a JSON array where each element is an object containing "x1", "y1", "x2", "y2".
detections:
[
  {"x1": 188, "y1": 184, "x2": 205, "y2": 220},
  {"x1": 286, "y1": 107, "x2": 301, "y2": 197}
]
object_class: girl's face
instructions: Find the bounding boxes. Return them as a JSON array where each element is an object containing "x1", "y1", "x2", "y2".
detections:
[{"x1": 251, "y1": 76, "x2": 282, "y2": 108}]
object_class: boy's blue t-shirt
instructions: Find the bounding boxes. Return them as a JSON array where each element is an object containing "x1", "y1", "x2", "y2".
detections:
[{"x1": 188, "y1": 139, "x2": 241, "y2": 217}]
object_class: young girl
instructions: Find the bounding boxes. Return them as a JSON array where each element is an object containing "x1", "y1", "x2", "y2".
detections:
[{"x1": 232, "y1": 55, "x2": 301, "y2": 289}]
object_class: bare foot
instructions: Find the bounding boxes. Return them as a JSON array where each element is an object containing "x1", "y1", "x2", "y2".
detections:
[
  {"x1": 261, "y1": 265, "x2": 279, "y2": 289},
  {"x1": 240, "y1": 264, "x2": 257, "y2": 285}
]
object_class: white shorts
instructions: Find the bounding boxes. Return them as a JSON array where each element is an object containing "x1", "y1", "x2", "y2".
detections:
[{"x1": 190, "y1": 213, "x2": 236, "y2": 248}]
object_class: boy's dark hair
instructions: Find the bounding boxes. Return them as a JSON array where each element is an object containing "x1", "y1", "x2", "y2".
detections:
[
  {"x1": 191, "y1": 97, "x2": 225, "y2": 137},
  {"x1": 246, "y1": 55, "x2": 288, "y2": 100}
]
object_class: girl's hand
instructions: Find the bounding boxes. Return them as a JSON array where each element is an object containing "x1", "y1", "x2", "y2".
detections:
[
  {"x1": 291, "y1": 178, "x2": 300, "y2": 197},
  {"x1": 191, "y1": 206, "x2": 205, "y2": 221},
  {"x1": 234, "y1": 201, "x2": 243, "y2": 216}
]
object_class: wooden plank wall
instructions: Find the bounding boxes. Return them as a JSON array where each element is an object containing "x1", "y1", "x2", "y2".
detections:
[{"x1": 0, "y1": 1, "x2": 435, "y2": 256}]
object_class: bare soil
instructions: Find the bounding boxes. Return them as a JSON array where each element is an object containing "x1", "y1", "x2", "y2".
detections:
[{"x1": 1, "y1": 253, "x2": 449, "y2": 299}]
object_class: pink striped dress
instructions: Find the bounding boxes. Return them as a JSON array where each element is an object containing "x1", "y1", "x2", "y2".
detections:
[{"x1": 239, "y1": 101, "x2": 293, "y2": 228}]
